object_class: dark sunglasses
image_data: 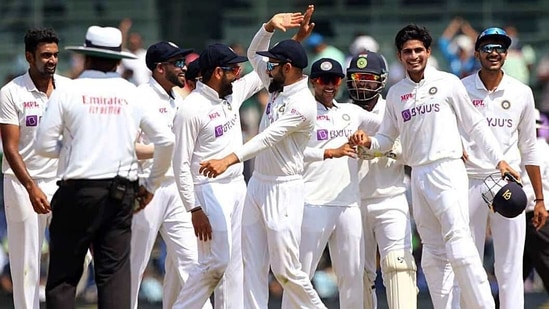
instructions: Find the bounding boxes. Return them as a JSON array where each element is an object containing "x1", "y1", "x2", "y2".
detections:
[
  {"x1": 267, "y1": 62, "x2": 286, "y2": 72},
  {"x1": 479, "y1": 44, "x2": 507, "y2": 54},
  {"x1": 313, "y1": 76, "x2": 343, "y2": 86},
  {"x1": 350, "y1": 73, "x2": 381, "y2": 82},
  {"x1": 220, "y1": 66, "x2": 242, "y2": 75},
  {"x1": 160, "y1": 59, "x2": 186, "y2": 69}
]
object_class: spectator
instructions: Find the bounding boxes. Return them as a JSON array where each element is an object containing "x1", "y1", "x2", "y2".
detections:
[
  {"x1": 438, "y1": 17, "x2": 479, "y2": 78},
  {"x1": 304, "y1": 32, "x2": 346, "y2": 72}
]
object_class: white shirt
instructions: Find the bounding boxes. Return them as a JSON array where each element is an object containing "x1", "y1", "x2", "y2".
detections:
[
  {"x1": 136, "y1": 77, "x2": 181, "y2": 179},
  {"x1": 240, "y1": 26, "x2": 316, "y2": 176},
  {"x1": 303, "y1": 101, "x2": 380, "y2": 207},
  {"x1": 461, "y1": 72, "x2": 539, "y2": 178},
  {"x1": 358, "y1": 98, "x2": 408, "y2": 200},
  {"x1": 172, "y1": 72, "x2": 263, "y2": 211},
  {"x1": 0, "y1": 72, "x2": 71, "y2": 178},
  {"x1": 371, "y1": 66, "x2": 504, "y2": 168},
  {"x1": 521, "y1": 138, "x2": 549, "y2": 212},
  {"x1": 35, "y1": 70, "x2": 174, "y2": 193}
]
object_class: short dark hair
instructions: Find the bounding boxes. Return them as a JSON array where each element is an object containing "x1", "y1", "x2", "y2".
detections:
[
  {"x1": 200, "y1": 67, "x2": 216, "y2": 84},
  {"x1": 24, "y1": 28, "x2": 59, "y2": 53},
  {"x1": 394, "y1": 24, "x2": 432, "y2": 51}
]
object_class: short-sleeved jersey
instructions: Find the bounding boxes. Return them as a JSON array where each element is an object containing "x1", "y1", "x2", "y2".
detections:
[
  {"x1": 372, "y1": 66, "x2": 503, "y2": 168},
  {"x1": 303, "y1": 101, "x2": 379, "y2": 207},
  {"x1": 0, "y1": 72, "x2": 71, "y2": 178},
  {"x1": 172, "y1": 72, "x2": 263, "y2": 211},
  {"x1": 461, "y1": 72, "x2": 539, "y2": 178},
  {"x1": 35, "y1": 70, "x2": 174, "y2": 193}
]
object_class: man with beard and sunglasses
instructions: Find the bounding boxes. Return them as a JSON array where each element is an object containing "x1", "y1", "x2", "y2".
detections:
[
  {"x1": 129, "y1": 41, "x2": 207, "y2": 309},
  {"x1": 0, "y1": 27, "x2": 71, "y2": 309},
  {"x1": 348, "y1": 51, "x2": 418, "y2": 309},
  {"x1": 198, "y1": 5, "x2": 329, "y2": 309},
  {"x1": 278, "y1": 57, "x2": 379, "y2": 308},
  {"x1": 171, "y1": 43, "x2": 262, "y2": 309},
  {"x1": 460, "y1": 27, "x2": 548, "y2": 309}
]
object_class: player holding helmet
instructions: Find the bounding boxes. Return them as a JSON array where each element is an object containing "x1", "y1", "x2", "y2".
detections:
[{"x1": 347, "y1": 51, "x2": 417, "y2": 309}]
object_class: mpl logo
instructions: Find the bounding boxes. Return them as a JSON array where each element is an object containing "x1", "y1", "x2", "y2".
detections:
[
  {"x1": 400, "y1": 93, "x2": 414, "y2": 102},
  {"x1": 317, "y1": 129, "x2": 329, "y2": 140},
  {"x1": 159, "y1": 107, "x2": 168, "y2": 113},
  {"x1": 472, "y1": 99, "x2": 484, "y2": 107},
  {"x1": 26, "y1": 115, "x2": 38, "y2": 126}
]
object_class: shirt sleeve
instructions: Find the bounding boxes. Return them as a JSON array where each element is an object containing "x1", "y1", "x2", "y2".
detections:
[
  {"x1": 172, "y1": 104, "x2": 201, "y2": 211},
  {"x1": 303, "y1": 147, "x2": 325, "y2": 162},
  {"x1": 370, "y1": 93, "x2": 400, "y2": 153},
  {"x1": 138, "y1": 102, "x2": 175, "y2": 193},
  {"x1": 35, "y1": 90, "x2": 65, "y2": 158},
  {"x1": 452, "y1": 79, "x2": 504, "y2": 167},
  {"x1": 518, "y1": 88, "x2": 540, "y2": 166},
  {"x1": 0, "y1": 86, "x2": 19, "y2": 125},
  {"x1": 231, "y1": 71, "x2": 264, "y2": 110},
  {"x1": 247, "y1": 25, "x2": 275, "y2": 89}
]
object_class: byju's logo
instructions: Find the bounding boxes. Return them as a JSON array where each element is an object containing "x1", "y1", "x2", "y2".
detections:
[
  {"x1": 317, "y1": 129, "x2": 329, "y2": 140},
  {"x1": 401, "y1": 103, "x2": 440, "y2": 122},
  {"x1": 401, "y1": 110, "x2": 412, "y2": 122},
  {"x1": 214, "y1": 125, "x2": 223, "y2": 137},
  {"x1": 26, "y1": 115, "x2": 38, "y2": 126}
]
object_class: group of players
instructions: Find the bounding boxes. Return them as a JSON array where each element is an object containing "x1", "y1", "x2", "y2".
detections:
[{"x1": 0, "y1": 3, "x2": 547, "y2": 309}]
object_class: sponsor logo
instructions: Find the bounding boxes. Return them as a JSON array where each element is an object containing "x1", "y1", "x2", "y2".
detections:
[
  {"x1": 214, "y1": 113, "x2": 238, "y2": 138},
  {"x1": 317, "y1": 129, "x2": 329, "y2": 140},
  {"x1": 502, "y1": 189, "x2": 512, "y2": 200},
  {"x1": 159, "y1": 107, "x2": 168, "y2": 113},
  {"x1": 472, "y1": 99, "x2": 485, "y2": 107},
  {"x1": 401, "y1": 103, "x2": 440, "y2": 122},
  {"x1": 317, "y1": 128, "x2": 354, "y2": 140},
  {"x1": 401, "y1": 93, "x2": 414, "y2": 101},
  {"x1": 317, "y1": 115, "x2": 330, "y2": 121},
  {"x1": 486, "y1": 117, "x2": 512, "y2": 128},
  {"x1": 23, "y1": 101, "x2": 39, "y2": 109},
  {"x1": 209, "y1": 112, "x2": 220, "y2": 120},
  {"x1": 26, "y1": 115, "x2": 38, "y2": 126}
]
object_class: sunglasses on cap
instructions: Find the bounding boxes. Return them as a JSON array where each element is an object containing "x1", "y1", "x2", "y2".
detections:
[
  {"x1": 350, "y1": 72, "x2": 381, "y2": 82},
  {"x1": 220, "y1": 66, "x2": 242, "y2": 75},
  {"x1": 160, "y1": 59, "x2": 186, "y2": 69},
  {"x1": 479, "y1": 44, "x2": 507, "y2": 54},
  {"x1": 313, "y1": 75, "x2": 343, "y2": 86}
]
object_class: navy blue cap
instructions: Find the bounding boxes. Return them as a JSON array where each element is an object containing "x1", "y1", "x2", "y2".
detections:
[
  {"x1": 346, "y1": 51, "x2": 387, "y2": 75},
  {"x1": 199, "y1": 43, "x2": 248, "y2": 70},
  {"x1": 256, "y1": 39, "x2": 308, "y2": 69},
  {"x1": 146, "y1": 41, "x2": 193, "y2": 71},
  {"x1": 185, "y1": 59, "x2": 201, "y2": 81},
  {"x1": 310, "y1": 58, "x2": 344, "y2": 79},
  {"x1": 475, "y1": 27, "x2": 512, "y2": 51}
]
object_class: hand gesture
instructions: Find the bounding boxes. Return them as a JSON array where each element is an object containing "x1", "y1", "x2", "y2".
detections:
[
  {"x1": 349, "y1": 129, "x2": 370, "y2": 147},
  {"x1": 192, "y1": 209, "x2": 212, "y2": 241},
  {"x1": 267, "y1": 12, "x2": 304, "y2": 32},
  {"x1": 293, "y1": 5, "x2": 315, "y2": 42},
  {"x1": 533, "y1": 201, "x2": 548, "y2": 230},
  {"x1": 326, "y1": 143, "x2": 357, "y2": 159},
  {"x1": 199, "y1": 153, "x2": 239, "y2": 178},
  {"x1": 28, "y1": 183, "x2": 51, "y2": 214}
]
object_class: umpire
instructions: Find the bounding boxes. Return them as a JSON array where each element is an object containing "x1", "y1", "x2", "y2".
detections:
[{"x1": 35, "y1": 26, "x2": 174, "y2": 308}]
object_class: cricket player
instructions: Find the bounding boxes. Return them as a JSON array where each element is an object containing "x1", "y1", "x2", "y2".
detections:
[
  {"x1": 461, "y1": 27, "x2": 548, "y2": 309},
  {"x1": 199, "y1": 6, "x2": 328, "y2": 309},
  {"x1": 172, "y1": 43, "x2": 263, "y2": 309},
  {"x1": 130, "y1": 41, "x2": 209, "y2": 309},
  {"x1": 350, "y1": 24, "x2": 518, "y2": 309},
  {"x1": 279, "y1": 57, "x2": 379, "y2": 309},
  {"x1": 0, "y1": 28, "x2": 70, "y2": 309},
  {"x1": 348, "y1": 51, "x2": 417, "y2": 309}
]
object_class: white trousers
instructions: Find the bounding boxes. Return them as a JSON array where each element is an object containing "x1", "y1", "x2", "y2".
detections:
[
  {"x1": 173, "y1": 177, "x2": 245, "y2": 309},
  {"x1": 130, "y1": 180, "x2": 211, "y2": 309},
  {"x1": 282, "y1": 205, "x2": 364, "y2": 308},
  {"x1": 411, "y1": 159, "x2": 494, "y2": 309},
  {"x1": 242, "y1": 173, "x2": 326, "y2": 309},
  {"x1": 362, "y1": 194, "x2": 414, "y2": 296},
  {"x1": 466, "y1": 177, "x2": 525, "y2": 309},
  {"x1": 3, "y1": 174, "x2": 55, "y2": 309}
]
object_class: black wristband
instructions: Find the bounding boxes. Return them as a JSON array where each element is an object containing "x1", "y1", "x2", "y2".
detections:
[
  {"x1": 190, "y1": 207, "x2": 202, "y2": 213},
  {"x1": 535, "y1": 198, "x2": 544, "y2": 202}
]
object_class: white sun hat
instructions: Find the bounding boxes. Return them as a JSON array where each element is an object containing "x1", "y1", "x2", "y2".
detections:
[{"x1": 65, "y1": 26, "x2": 137, "y2": 59}]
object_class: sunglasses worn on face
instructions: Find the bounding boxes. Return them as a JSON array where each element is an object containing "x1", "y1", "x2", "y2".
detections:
[
  {"x1": 220, "y1": 66, "x2": 242, "y2": 75},
  {"x1": 267, "y1": 62, "x2": 285, "y2": 72},
  {"x1": 350, "y1": 73, "x2": 381, "y2": 81},
  {"x1": 313, "y1": 76, "x2": 342, "y2": 86},
  {"x1": 161, "y1": 59, "x2": 186, "y2": 69},
  {"x1": 480, "y1": 44, "x2": 507, "y2": 54}
]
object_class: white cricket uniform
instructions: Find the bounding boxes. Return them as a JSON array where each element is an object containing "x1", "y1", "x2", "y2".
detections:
[
  {"x1": 0, "y1": 72, "x2": 70, "y2": 309},
  {"x1": 130, "y1": 78, "x2": 206, "y2": 309},
  {"x1": 243, "y1": 25, "x2": 326, "y2": 309},
  {"x1": 279, "y1": 101, "x2": 379, "y2": 309},
  {"x1": 461, "y1": 72, "x2": 540, "y2": 309},
  {"x1": 522, "y1": 138, "x2": 549, "y2": 213},
  {"x1": 371, "y1": 66, "x2": 502, "y2": 309},
  {"x1": 172, "y1": 72, "x2": 262, "y2": 309},
  {"x1": 359, "y1": 98, "x2": 417, "y2": 309}
]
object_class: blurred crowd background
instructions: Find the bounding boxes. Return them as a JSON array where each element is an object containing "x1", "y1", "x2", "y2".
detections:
[{"x1": 1, "y1": 0, "x2": 549, "y2": 308}]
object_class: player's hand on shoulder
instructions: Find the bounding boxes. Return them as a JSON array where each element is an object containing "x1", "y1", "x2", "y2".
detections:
[
  {"x1": 134, "y1": 185, "x2": 153, "y2": 213},
  {"x1": 28, "y1": 184, "x2": 51, "y2": 214},
  {"x1": 191, "y1": 208, "x2": 212, "y2": 241}
]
